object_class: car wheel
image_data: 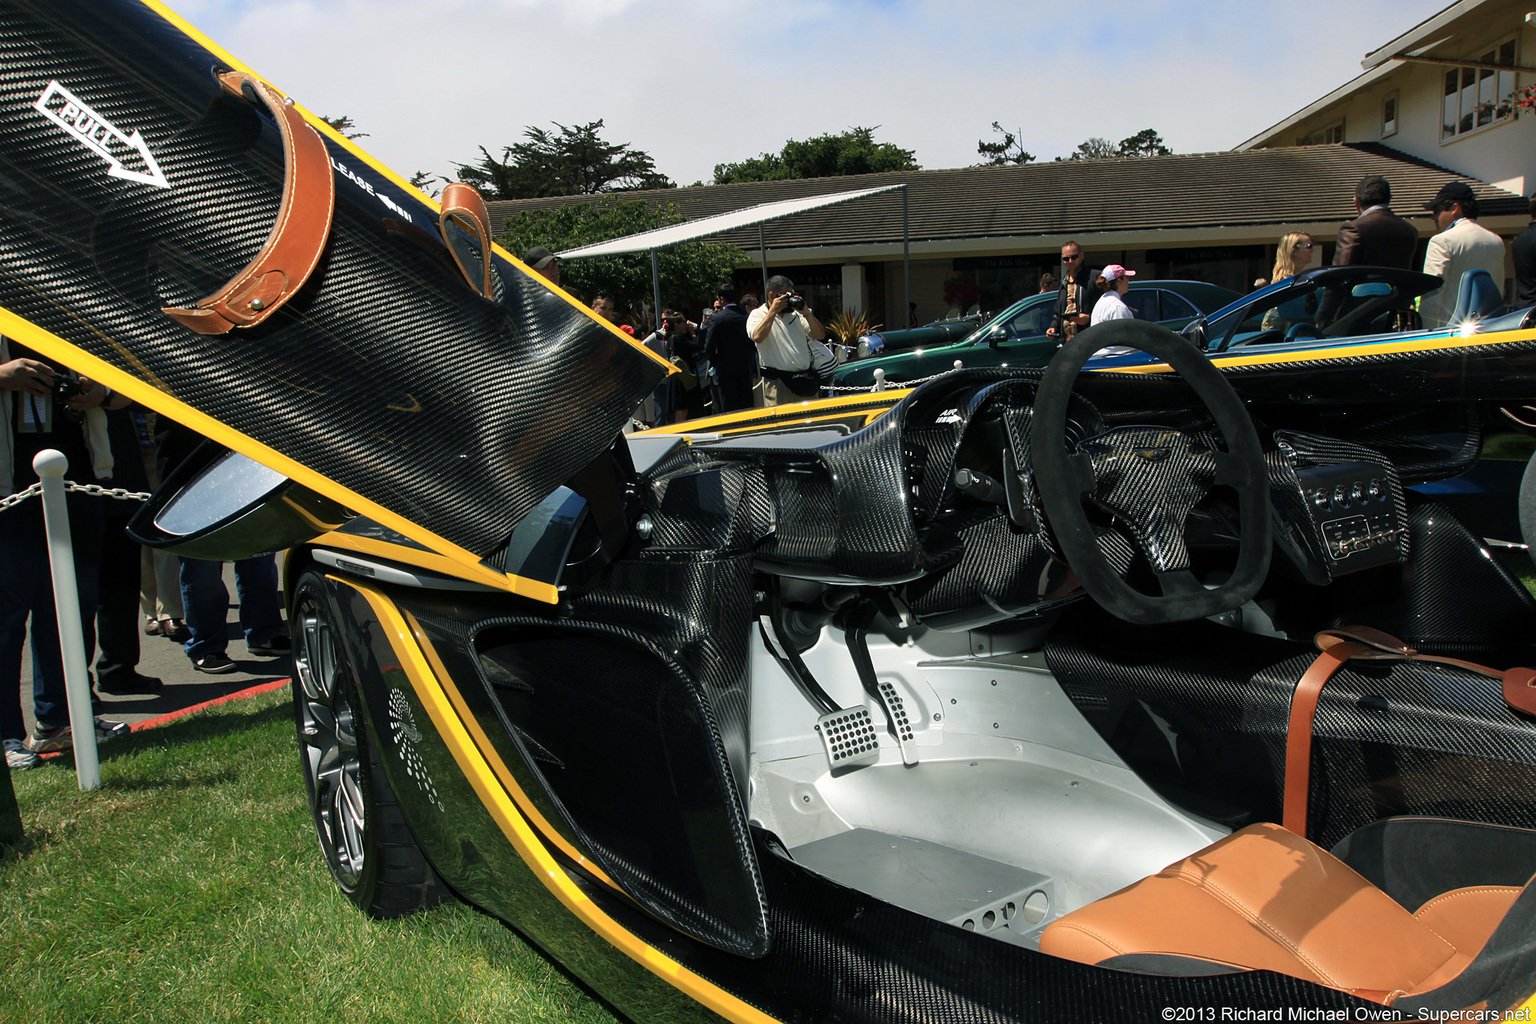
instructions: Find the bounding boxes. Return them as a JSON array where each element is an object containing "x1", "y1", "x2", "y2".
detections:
[{"x1": 290, "y1": 569, "x2": 449, "y2": 918}]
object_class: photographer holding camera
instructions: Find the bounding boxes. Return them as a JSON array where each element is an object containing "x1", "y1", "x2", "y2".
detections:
[
  {"x1": 747, "y1": 275, "x2": 827, "y2": 407},
  {"x1": 646, "y1": 308, "x2": 705, "y2": 424}
]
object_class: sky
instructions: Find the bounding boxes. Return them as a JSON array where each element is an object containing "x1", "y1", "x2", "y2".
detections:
[{"x1": 168, "y1": 0, "x2": 1452, "y2": 189}]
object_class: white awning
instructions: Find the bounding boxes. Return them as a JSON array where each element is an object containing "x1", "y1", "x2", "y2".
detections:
[{"x1": 556, "y1": 184, "x2": 906, "y2": 258}]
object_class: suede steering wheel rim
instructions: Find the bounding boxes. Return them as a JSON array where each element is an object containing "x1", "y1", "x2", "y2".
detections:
[{"x1": 1030, "y1": 319, "x2": 1272, "y2": 625}]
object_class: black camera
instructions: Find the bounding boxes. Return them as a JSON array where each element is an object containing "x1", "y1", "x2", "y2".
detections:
[
  {"x1": 53, "y1": 372, "x2": 82, "y2": 403},
  {"x1": 785, "y1": 294, "x2": 806, "y2": 312}
]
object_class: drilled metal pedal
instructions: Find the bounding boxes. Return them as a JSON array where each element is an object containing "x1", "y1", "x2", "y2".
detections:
[
  {"x1": 874, "y1": 680, "x2": 919, "y2": 766},
  {"x1": 815, "y1": 706, "x2": 880, "y2": 769}
]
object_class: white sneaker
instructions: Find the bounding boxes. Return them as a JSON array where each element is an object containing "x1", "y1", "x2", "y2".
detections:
[{"x1": 5, "y1": 738, "x2": 40, "y2": 770}]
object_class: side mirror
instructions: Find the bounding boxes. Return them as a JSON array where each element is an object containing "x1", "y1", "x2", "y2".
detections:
[
  {"x1": 1180, "y1": 318, "x2": 1209, "y2": 351},
  {"x1": 986, "y1": 325, "x2": 1007, "y2": 348}
]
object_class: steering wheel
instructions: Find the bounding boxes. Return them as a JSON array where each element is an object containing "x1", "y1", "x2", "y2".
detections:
[
  {"x1": 1285, "y1": 322, "x2": 1323, "y2": 341},
  {"x1": 1030, "y1": 319, "x2": 1272, "y2": 624}
]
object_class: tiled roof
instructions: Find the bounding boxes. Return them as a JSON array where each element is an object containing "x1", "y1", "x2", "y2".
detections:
[{"x1": 484, "y1": 144, "x2": 1526, "y2": 252}]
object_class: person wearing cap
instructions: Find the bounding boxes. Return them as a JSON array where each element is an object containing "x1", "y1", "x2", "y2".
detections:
[
  {"x1": 1513, "y1": 192, "x2": 1536, "y2": 309},
  {"x1": 523, "y1": 246, "x2": 560, "y2": 286},
  {"x1": 1089, "y1": 265, "x2": 1136, "y2": 326},
  {"x1": 1331, "y1": 175, "x2": 1418, "y2": 270},
  {"x1": 1086, "y1": 265, "x2": 1140, "y2": 358},
  {"x1": 1420, "y1": 181, "x2": 1506, "y2": 328}
]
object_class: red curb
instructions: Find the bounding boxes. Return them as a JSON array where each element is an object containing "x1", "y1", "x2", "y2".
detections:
[
  {"x1": 127, "y1": 679, "x2": 290, "y2": 732},
  {"x1": 34, "y1": 679, "x2": 291, "y2": 761}
]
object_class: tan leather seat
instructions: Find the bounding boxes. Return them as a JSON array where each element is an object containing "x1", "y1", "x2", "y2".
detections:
[{"x1": 1040, "y1": 823, "x2": 1522, "y2": 1004}]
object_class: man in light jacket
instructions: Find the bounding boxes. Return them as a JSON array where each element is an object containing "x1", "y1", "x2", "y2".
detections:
[{"x1": 1420, "y1": 181, "x2": 1506, "y2": 328}]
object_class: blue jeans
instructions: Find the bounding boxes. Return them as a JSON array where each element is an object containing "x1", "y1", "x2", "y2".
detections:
[
  {"x1": 0, "y1": 492, "x2": 103, "y2": 738},
  {"x1": 179, "y1": 555, "x2": 283, "y2": 661}
]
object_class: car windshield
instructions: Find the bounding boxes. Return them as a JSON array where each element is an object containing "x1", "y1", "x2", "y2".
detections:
[
  {"x1": 960, "y1": 296, "x2": 1053, "y2": 347},
  {"x1": 1205, "y1": 268, "x2": 1445, "y2": 351}
]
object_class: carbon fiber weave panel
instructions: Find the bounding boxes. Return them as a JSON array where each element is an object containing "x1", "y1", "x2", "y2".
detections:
[
  {"x1": 1266, "y1": 429, "x2": 1409, "y2": 585},
  {"x1": 0, "y1": 0, "x2": 663, "y2": 560},
  {"x1": 1046, "y1": 615, "x2": 1536, "y2": 851}
]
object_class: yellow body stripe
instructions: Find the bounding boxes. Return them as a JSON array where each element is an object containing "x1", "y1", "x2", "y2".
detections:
[
  {"x1": 0, "y1": 306, "x2": 556, "y2": 597},
  {"x1": 338, "y1": 577, "x2": 779, "y2": 1024},
  {"x1": 1114, "y1": 326, "x2": 1536, "y2": 374}
]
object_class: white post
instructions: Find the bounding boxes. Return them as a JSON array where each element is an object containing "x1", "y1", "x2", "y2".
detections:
[
  {"x1": 873, "y1": 368, "x2": 886, "y2": 392},
  {"x1": 954, "y1": 360, "x2": 963, "y2": 371},
  {"x1": 33, "y1": 449, "x2": 99, "y2": 792}
]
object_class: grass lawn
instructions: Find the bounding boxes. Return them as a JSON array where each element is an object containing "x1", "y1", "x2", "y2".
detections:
[{"x1": 0, "y1": 688, "x2": 619, "y2": 1024}]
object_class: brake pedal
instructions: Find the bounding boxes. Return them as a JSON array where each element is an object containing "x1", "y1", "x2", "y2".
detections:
[{"x1": 815, "y1": 706, "x2": 880, "y2": 769}]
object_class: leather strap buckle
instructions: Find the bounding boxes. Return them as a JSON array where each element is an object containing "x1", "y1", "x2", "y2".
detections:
[{"x1": 162, "y1": 71, "x2": 336, "y2": 335}]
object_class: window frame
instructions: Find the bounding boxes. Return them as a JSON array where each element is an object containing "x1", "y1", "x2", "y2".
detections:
[
  {"x1": 1440, "y1": 36, "x2": 1518, "y2": 144},
  {"x1": 1381, "y1": 92, "x2": 1399, "y2": 139}
]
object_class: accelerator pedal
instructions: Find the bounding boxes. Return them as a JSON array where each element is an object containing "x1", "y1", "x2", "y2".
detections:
[{"x1": 847, "y1": 604, "x2": 919, "y2": 766}]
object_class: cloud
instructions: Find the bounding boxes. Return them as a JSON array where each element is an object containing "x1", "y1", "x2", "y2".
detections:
[{"x1": 177, "y1": 0, "x2": 1448, "y2": 187}]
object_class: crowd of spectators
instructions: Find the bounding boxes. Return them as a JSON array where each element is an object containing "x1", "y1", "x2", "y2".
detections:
[{"x1": 0, "y1": 376, "x2": 291, "y2": 770}]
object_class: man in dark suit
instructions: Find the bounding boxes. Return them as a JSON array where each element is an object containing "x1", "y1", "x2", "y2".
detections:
[
  {"x1": 1331, "y1": 174, "x2": 1419, "y2": 269},
  {"x1": 703, "y1": 284, "x2": 757, "y2": 413},
  {"x1": 1514, "y1": 192, "x2": 1536, "y2": 309}
]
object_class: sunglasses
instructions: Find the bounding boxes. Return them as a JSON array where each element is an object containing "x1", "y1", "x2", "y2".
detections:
[
  {"x1": 1062, "y1": 253, "x2": 1082, "y2": 261},
  {"x1": 1293, "y1": 243, "x2": 1314, "y2": 250}
]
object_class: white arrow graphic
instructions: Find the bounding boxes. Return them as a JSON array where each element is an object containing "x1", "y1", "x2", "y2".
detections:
[{"x1": 34, "y1": 80, "x2": 171, "y2": 190}]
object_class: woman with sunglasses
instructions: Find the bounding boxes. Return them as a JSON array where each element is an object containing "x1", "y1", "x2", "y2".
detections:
[{"x1": 1261, "y1": 232, "x2": 1317, "y2": 331}]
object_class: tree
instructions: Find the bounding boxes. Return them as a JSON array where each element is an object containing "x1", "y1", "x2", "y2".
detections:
[
  {"x1": 1117, "y1": 128, "x2": 1172, "y2": 158},
  {"x1": 975, "y1": 121, "x2": 1034, "y2": 166},
  {"x1": 714, "y1": 127, "x2": 919, "y2": 184},
  {"x1": 319, "y1": 114, "x2": 367, "y2": 139},
  {"x1": 496, "y1": 197, "x2": 744, "y2": 322},
  {"x1": 408, "y1": 171, "x2": 442, "y2": 199},
  {"x1": 1066, "y1": 137, "x2": 1119, "y2": 161},
  {"x1": 1061, "y1": 129, "x2": 1173, "y2": 161},
  {"x1": 455, "y1": 120, "x2": 673, "y2": 200}
]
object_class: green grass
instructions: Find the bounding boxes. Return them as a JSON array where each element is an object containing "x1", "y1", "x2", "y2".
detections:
[{"x1": 0, "y1": 689, "x2": 619, "y2": 1024}]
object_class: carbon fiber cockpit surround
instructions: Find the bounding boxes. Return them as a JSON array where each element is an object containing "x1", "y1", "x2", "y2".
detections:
[{"x1": 0, "y1": 0, "x2": 664, "y2": 560}]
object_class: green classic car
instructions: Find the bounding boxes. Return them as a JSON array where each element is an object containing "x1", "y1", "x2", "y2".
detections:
[{"x1": 834, "y1": 280, "x2": 1241, "y2": 389}]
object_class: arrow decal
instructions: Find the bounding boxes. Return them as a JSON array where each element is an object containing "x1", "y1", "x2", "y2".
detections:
[{"x1": 33, "y1": 80, "x2": 170, "y2": 190}]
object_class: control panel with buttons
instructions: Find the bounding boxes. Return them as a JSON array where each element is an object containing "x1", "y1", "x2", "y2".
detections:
[{"x1": 1296, "y1": 461, "x2": 1406, "y2": 572}]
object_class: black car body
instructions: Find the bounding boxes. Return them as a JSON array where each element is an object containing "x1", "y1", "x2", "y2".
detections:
[{"x1": 8, "y1": 3, "x2": 1536, "y2": 1022}]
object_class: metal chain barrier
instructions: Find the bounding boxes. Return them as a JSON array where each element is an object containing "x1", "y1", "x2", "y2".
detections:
[
  {"x1": 0, "y1": 480, "x2": 150, "y2": 512},
  {"x1": 823, "y1": 363, "x2": 967, "y2": 395}
]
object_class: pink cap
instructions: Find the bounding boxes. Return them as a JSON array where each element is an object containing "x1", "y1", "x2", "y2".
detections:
[{"x1": 1101, "y1": 264, "x2": 1136, "y2": 282}]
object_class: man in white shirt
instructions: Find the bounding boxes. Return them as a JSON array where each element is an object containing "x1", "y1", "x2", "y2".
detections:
[
  {"x1": 1419, "y1": 181, "x2": 1506, "y2": 328},
  {"x1": 746, "y1": 275, "x2": 827, "y2": 407}
]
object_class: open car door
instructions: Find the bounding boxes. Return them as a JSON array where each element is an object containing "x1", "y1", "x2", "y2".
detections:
[{"x1": 0, "y1": 0, "x2": 670, "y2": 601}]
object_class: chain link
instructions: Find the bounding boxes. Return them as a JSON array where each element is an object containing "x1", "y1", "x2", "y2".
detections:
[
  {"x1": 0, "y1": 482, "x2": 41, "y2": 512},
  {"x1": 0, "y1": 479, "x2": 150, "y2": 511},
  {"x1": 66, "y1": 481, "x2": 151, "y2": 501},
  {"x1": 825, "y1": 366, "x2": 961, "y2": 395}
]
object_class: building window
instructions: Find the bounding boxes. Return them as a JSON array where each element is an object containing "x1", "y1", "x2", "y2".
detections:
[
  {"x1": 1303, "y1": 120, "x2": 1345, "y2": 145},
  {"x1": 1442, "y1": 38, "x2": 1517, "y2": 141},
  {"x1": 1382, "y1": 93, "x2": 1398, "y2": 138}
]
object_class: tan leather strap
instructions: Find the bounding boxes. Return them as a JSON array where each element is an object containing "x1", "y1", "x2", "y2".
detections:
[
  {"x1": 1284, "y1": 627, "x2": 1536, "y2": 836},
  {"x1": 438, "y1": 182, "x2": 494, "y2": 300},
  {"x1": 1284, "y1": 639, "x2": 1369, "y2": 835},
  {"x1": 162, "y1": 71, "x2": 335, "y2": 335}
]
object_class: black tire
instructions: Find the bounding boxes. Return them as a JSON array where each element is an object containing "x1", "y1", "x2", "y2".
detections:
[{"x1": 290, "y1": 569, "x2": 449, "y2": 918}]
